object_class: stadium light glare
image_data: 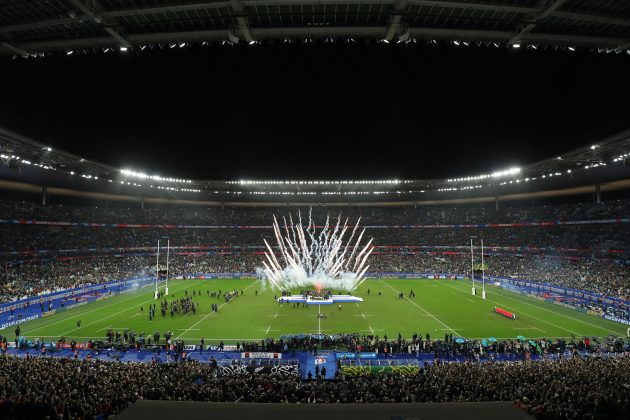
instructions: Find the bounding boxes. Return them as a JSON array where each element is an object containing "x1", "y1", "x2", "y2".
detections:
[
  {"x1": 120, "y1": 47, "x2": 128, "y2": 52},
  {"x1": 512, "y1": 44, "x2": 520, "y2": 48},
  {"x1": 66, "y1": 50, "x2": 73, "y2": 55}
]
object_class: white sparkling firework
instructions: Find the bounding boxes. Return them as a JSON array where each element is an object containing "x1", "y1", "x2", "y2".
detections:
[{"x1": 261, "y1": 210, "x2": 373, "y2": 291}]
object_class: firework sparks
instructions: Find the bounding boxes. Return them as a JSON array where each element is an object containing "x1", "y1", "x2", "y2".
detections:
[{"x1": 261, "y1": 210, "x2": 373, "y2": 291}]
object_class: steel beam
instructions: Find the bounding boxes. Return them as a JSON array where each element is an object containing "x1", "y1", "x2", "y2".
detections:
[
  {"x1": 510, "y1": 0, "x2": 567, "y2": 44},
  {"x1": 1, "y1": 41, "x2": 27, "y2": 56},
  {"x1": 385, "y1": 0, "x2": 409, "y2": 41},
  {"x1": 1, "y1": 26, "x2": 628, "y2": 54},
  {"x1": 67, "y1": 0, "x2": 131, "y2": 48}
]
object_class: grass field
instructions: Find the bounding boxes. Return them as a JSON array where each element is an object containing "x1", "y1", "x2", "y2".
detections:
[{"x1": 2, "y1": 278, "x2": 627, "y2": 344}]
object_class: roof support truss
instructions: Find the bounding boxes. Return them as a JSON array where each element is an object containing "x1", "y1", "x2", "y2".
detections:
[
  {"x1": 67, "y1": 0, "x2": 131, "y2": 48},
  {"x1": 509, "y1": 0, "x2": 568, "y2": 45}
]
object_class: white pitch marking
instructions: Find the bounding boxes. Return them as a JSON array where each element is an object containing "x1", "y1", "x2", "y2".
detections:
[
  {"x1": 440, "y1": 281, "x2": 584, "y2": 337},
  {"x1": 466, "y1": 299, "x2": 475, "y2": 303},
  {"x1": 26, "y1": 281, "x2": 186, "y2": 334},
  {"x1": 96, "y1": 325, "x2": 112, "y2": 332},
  {"x1": 174, "y1": 281, "x2": 257, "y2": 339},
  {"x1": 484, "y1": 283, "x2": 623, "y2": 335},
  {"x1": 380, "y1": 280, "x2": 460, "y2": 336},
  {"x1": 56, "y1": 281, "x2": 193, "y2": 337}
]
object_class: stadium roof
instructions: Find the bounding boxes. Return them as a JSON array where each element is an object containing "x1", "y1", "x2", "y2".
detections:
[
  {"x1": 2, "y1": 0, "x2": 630, "y2": 56},
  {"x1": 1, "y1": 125, "x2": 630, "y2": 204}
]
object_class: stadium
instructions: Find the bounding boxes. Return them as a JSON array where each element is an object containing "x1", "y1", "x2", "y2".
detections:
[{"x1": 2, "y1": 1, "x2": 630, "y2": 419}]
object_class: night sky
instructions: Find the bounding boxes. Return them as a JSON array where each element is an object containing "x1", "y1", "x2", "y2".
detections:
[{"x1": 1, "y1": 43, "x2": 630, "y2": 180}]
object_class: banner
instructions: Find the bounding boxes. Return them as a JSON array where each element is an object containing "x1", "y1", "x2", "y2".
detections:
[
  {"x1": 1, "y1": 313, "x2": 40, "y2": 329},
  {"x1": 241, "y1": 352, "x2": 282, "y2": 359},
  {"x1": 207, "y1": 345, "x2": 239, "y2": 351},
  {"x1": 219, "y1": 364, "x2": 298, "y2": 376},
  {"x1": 2, "y1": 217, "x2": 627, "y2": 230},
  {"x1": 340, "y1": 364, "x2": 420, "y2": 376},
  {"x1": 602, "y1": 314, "x2": 630, "y2": 326}
]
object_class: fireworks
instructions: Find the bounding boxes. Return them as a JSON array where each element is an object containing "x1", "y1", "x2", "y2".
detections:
[{"x1": 261, "y1": 210, "x2": 373, "y2": 291}]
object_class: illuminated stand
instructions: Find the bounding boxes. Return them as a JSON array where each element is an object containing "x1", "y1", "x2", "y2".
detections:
[{"x1": 278, "y1": 295, "x2": 364, "y2": 334}]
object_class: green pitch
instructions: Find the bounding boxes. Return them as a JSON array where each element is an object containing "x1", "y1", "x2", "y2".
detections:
[{"x1": 2, "y1": 278, "x2": 627, "y2": 344}]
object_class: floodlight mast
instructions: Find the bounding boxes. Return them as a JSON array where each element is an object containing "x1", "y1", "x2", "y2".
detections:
[{"x1": 155, "y1": 240, "x2": 160, "y2": 299}]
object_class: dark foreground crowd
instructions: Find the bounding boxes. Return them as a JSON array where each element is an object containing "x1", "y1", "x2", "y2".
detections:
[{"x1": 0, "y1": 353, "x2": 629, "y2": 420}]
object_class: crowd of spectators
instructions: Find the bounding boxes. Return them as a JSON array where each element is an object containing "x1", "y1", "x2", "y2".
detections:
[
  {"x1": 0, "y1": 199, "x2": 628, "y2": 303},
  {"x1": 1, "y1": 251, "x2": 628, "y2": 304},
  {"x1": 0, "y1": 353, "x2": 629, "y2": 419},
  {"x1": 1, "y1": 198, "x2": 628, "y2": 225},
  {"x1": 1, "y1": 223, "x2": 629, "y2": 254}
]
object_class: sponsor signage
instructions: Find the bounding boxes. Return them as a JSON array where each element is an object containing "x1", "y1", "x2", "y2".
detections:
[
  {"x1": 241, "y1": 352, "x2": 281, "y2": 359},
  {"x1": 207, "y1": 345, "x2": 239, "y2": 351},
  {"x1": 358, "y1": 352, "x2": 377, "y2": 359},
  {"x1": 1, "y1": 314, "x2": 40, "y2": 329},
  {"x1": 602, "y1": 314, "x2": 630, "y2": 326},
  {"x1": 335, "y1": 352, "x2": 377, "y2": 359},
  {"x1": 42, "y1": 310, "x2": 56, "y2": 317},
  {"x1": 66, "y1": 301, "x2": 88, "y2": 311}
]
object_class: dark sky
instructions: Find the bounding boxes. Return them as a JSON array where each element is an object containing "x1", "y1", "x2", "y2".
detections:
[{"x1": 1, "y1": 43, "x2": 630, "y2": 180}]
